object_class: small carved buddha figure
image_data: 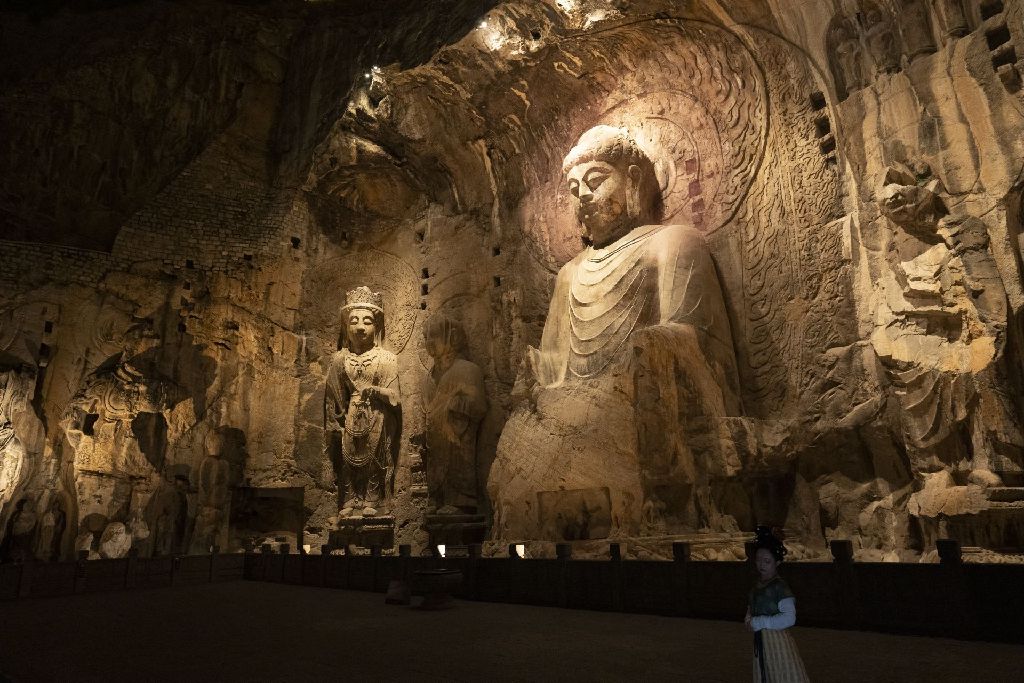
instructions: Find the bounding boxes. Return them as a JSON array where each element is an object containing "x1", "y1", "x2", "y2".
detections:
[
  {"x1": 489, "y1": 126, "x2": 742, "y2": 540},
  {"x1": 325, "y1": 286, "x2": 402, "y2": 518},
  {"x1": 422, "y1": 313, "x2": 488, "y2": 514},
  {"x1": 864, "y1": 4, "x2": 901, "y2": 75}
]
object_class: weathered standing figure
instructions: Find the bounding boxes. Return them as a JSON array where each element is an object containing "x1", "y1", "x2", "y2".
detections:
[
  {"x1": 35, "y1": 496, "x2": 66, "y2": 561},
  {"x1": 423, "y1": 313, "x2": 488, "y2": 514},
  {"x1": 190, "y1": 430, "x2": 231, "y2": 553},
  {"x1": 325, "y1": 287, "x2": 402, "y2": 518}
]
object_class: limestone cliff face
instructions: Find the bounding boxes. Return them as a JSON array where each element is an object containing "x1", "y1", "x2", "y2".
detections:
[{"x1": 2, "y1": 0, "x2": 1024, "y2": 561}]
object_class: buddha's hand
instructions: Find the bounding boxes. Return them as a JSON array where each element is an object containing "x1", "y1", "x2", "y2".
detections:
[
  {"x1": 526, "y1": 346, "x2": 543, "y2": 383},
  {"x1": 511, "y1": 350, "x2": 541, "y2": 410}
]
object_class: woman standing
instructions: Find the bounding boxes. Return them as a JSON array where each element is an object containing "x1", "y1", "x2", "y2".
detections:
[{"x1": 745, "y1": 527, "x2": 810, "y2": 682}]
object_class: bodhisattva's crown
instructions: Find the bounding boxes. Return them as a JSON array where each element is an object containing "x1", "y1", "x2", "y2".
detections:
[{"x1": 340, "y1": 286, "x2": 384, "y2": 314}]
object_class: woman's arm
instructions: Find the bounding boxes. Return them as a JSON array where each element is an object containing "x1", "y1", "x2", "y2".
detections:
[{"x1": 750, "y1": 597, "x2": 796, "y2": 631}]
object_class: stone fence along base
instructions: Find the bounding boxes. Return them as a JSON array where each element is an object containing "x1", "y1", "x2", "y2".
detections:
[
  {"x1": 0, "y1": 552, "x2": 244, "y2": 599},
  {"x1": 242, "y1": 540, "x2": 1022, "y2": 644},
  {"x1": 2, "y1": 541, "x2": 1021, "y2": 644}
]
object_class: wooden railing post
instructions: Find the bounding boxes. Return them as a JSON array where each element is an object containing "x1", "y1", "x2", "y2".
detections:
[
  {"x1": 74, "y1": 551, "x2": 89, "y2": 594},
  {"x1": 937, "y1": 539, "x2": 977, "y2": 638},
  {"x1": 608, "y1": 543, "x2": 623, "y2": 612},
  {"x1": 209, "y1": 546, "x2": 219, "y2": 583},
  {"x1": 556, "y1": 543, "x2": 571, "y2": 608},
  {"x1": 125, "y1": 548, "x2": 138, "y2": 589},
  {"x1": 829, "y1": 539, "x2": 859, "y2": 629},
  {"x1": 672, "y1": 541, "x2": 691, "y2": 617},
  {"x1": 17, "y1": 560, "x2": 33, "y2": 598}
]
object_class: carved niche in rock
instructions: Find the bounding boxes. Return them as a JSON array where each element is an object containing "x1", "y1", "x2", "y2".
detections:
[
  {"x1": 422, "y1": 313, "x2": 488, "y2": 514},
  {"x1": 488, "y1": 126, "x2": 743, "y2": 543},
  {"x1": 63, "y1": 359, "x2": 177, "y2": 480},
  {"x1": 932, "y1": 0, "x2": 970, "y2": 40},
  {"x1": 828, "y1": 2, "x2": 904, "y2": 101},
  {"x1": 325, "y1": 286, "x2": 402, "y2": 519},
  {"x1": 899, "y1": 0, "x2": 938, "y2": 61},
  {"x1": 828, "y1": 16, "x2": 869, "y2": 101},
  {"x1": 0, "y1": 498, "x2": 37, "y2": 563},
  {"x1": 34, "y1": 496, "x2": 67, "y2": 562},
  {"x1": 864, "y1": 2, "x2": 902, "y2": 75}
]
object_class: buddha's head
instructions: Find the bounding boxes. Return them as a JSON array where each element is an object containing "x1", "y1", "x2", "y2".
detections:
[
  {"x1": 423, "y1": 312, "x2": 466, "y2": 368},
  {"x1": 562, "y1": 126, "x2": 662, "y2": 248},
  {"x1": 203, "y1": 430, "x2": 223, "y2": 459}
]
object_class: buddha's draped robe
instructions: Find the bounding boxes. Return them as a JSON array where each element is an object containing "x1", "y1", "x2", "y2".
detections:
[
  {"x1": 489, "y1": 223, "x2": 742, "y2": 539},
  {"x1": 532, "y1": 223, "x2": 739, "y2": 410}
]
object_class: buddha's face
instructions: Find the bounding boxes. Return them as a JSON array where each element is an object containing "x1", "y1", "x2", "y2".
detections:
[
  {"x1": 566, "y1": 160, "x2": 637, "y2": 248},
  {"x1": 347, "y1": 308, "x2": 377, "y2": 351}
]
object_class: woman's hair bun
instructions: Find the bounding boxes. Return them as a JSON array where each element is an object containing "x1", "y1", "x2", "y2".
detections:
[{"x1": 752, "y1": 525, "x2": 788, "y2": 562}]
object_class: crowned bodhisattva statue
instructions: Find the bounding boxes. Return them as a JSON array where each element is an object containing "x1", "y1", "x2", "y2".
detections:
[
  {"x1": 487, "y1": 126, "x2": 742, "y2": 542},
  {"x1": 325, "y1": 286, "x2": 402, "y2": 518}
]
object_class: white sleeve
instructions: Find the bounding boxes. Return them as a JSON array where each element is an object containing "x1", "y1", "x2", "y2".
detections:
[{"x1": 751, "y1": 597, "x2": 796, "y2": 631}]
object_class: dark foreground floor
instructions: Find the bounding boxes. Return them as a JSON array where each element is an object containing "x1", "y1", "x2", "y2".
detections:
[{"x1": 1, "y1": 582, "x2": 1022, "y2": 682}]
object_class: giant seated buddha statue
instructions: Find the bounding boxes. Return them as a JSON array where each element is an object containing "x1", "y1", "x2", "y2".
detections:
[{"x1": 487, "y1": 126, "x2": 743, "y2": 543}]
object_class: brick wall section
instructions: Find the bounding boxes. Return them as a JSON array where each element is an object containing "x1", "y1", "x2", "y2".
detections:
[
  {"x1": 1, "y1": 139, "x2": 311, "y2": 288},
  {"x1": 112, "y1": 137, "x2": 303, "y2": 271},
  {"x1": 0, "y1": 240, "x2": 116, "y2": 290}
]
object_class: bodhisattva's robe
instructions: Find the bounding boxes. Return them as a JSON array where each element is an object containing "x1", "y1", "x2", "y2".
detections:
[
  {"x1": 489, "y1": 223, "x2": 741, "y2": 540},
  {"x1": 325, "y1": 347, "x2": 402, "y2": 509},
  {"x1": 425, "y1": 357, "x2": 488, "y2": 510}
]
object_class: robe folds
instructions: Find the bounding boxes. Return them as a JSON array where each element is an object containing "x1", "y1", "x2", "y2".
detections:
[{"x1": 490, "y1": 223, "x2": 743, "y2": 540}]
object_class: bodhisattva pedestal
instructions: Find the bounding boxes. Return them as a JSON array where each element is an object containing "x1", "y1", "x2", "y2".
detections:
[
  {"x1": 423, "y1": 512, "x2": 487, "y2": 555},
  {"x1": 330, "y1": 514, "x2": 395, "y2": 550}
]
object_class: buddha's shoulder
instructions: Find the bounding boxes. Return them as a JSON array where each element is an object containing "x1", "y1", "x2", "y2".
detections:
[
  {"x1": 556, "y1": 251, "x2": 589, "y2": 279},
  {"x1": 648, "y1": 223, "x2": 709, "y2": 248}
]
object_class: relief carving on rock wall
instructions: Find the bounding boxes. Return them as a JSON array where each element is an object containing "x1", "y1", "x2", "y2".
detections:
[
  {"x1": 61, "y1": 341, "x2": 184, "y2": 559},
  {"x1": 826, "y1": 0, "x2": 966, "y2": 102},
  {"x1": 870, "y1": 163, "x2": 1024, "y2": 549}
]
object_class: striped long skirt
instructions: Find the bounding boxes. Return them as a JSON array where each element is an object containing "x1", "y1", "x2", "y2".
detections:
[{"x1": 753, "y1": 629, "x2": 810, "y2": 682}]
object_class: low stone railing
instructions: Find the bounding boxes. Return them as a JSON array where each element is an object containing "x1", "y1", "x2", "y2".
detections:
[
  {"x1": 244, "y1": 539, "x2": 1023, "y2": 644},
  {"x1": 2, "y1": 539, "x2": 1021, "y2": 643},
  {"x1": 0, "y1": 549, "x2": 244, "y2": 599}
]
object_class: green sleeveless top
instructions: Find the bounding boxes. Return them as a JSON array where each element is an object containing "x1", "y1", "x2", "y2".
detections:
[{"x1": 748, "y1": 577, "x2": 794, "y2": 617}]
